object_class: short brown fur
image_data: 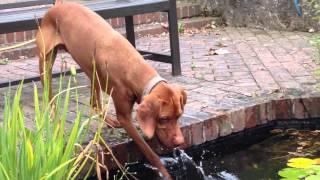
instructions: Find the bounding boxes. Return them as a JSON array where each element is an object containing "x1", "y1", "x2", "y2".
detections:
[{"x1": 36, "y1": 2, "x2": 187, "y2": 179}]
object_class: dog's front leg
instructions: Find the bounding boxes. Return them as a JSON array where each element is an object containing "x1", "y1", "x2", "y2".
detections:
[
  {"x1": 91, "y1": 82, "x2": 121, "y2": 128},
  {"x1": 113, "y1": 95, "x2": 171, "y2": 179},
  {"x1": 118, "y1": 116, "x2": 171, "y2": 179}
]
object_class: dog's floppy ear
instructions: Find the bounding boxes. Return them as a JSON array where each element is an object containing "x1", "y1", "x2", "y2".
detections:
[
  {"x1": 171, "y1": 84, "x2": 187, "y2": 111},
  {"x1": 136, "y1": 96, "x2": 160, "y2": 139},
  {"x1": 179, "y1": 88, "x2": 187, "y2": 110}
]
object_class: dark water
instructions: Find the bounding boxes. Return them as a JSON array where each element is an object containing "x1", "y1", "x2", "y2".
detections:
[
  {"x1": 111, "y1": 121, "x2": 320, "y2": 180},
  {"x1": 195, "y1": 129, "x2": 320, "y2": 180}
]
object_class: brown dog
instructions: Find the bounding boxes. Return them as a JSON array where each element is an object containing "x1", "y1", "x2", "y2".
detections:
[{"x1": 36, "y1": 1, "x2": 186, "y2": 179}]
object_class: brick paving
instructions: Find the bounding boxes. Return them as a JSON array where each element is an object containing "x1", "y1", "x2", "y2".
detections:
[{"x1": 0, "y1": 26, "x2": 320, "y2": 152}]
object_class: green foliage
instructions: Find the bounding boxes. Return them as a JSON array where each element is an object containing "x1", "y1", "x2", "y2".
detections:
[
  {"x1": 308, "y1": 0, "x2": 320, "y2": 73},
  {"x1": 278, "y1": 158, "x2": 320, "y2": 180},
  {"x1": 178, "y1": 21, "x2": 185, "y2": 33},
  {"x1": 0, "y1": 58, "x2": 9, "y2": 65},
  {"x1": 308, "y1": 0, "x2": 320, "y2": 44},
  {"x1": 307, "y1": 0, "x2": 320, "y2": 21},
  {"x1": 0, "y1": 76, "x2": 90, "y2": 180},
  {"x1": 310, "y1": 34, "x2": 320, "y2": 63}
]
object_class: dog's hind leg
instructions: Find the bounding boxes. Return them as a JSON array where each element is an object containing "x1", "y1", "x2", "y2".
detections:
[
  {"x1": 36, "y1": 23, "x2": 63, "y2": 101},
  {"x1": 90, "y1": 78, "x2": 102, "y2": 111}
]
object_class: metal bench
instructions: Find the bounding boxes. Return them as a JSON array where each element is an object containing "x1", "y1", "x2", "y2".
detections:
[{"x1": 0, "y1": 0, "x2": 181, "y2": 87}]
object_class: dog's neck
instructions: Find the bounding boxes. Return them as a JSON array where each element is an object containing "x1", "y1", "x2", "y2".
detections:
[{"x1": 137, "y1": 75, "x2": 167, "y2": 104}]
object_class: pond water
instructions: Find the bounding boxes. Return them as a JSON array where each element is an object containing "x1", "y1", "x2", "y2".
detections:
[
  {"x1": 111, "y1": 120, "x2": 320, "y2": 180},
  {"x1": 196, "y1": 128, "x2": 320, "y2": 180}
]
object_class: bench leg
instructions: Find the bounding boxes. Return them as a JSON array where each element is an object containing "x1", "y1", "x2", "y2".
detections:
[
  {"x1": 168, "y1": 0, "x2": 181, "y2": 76},
  {"x1": 125, "y1": 16, "x2": 136, "y2": 47}
]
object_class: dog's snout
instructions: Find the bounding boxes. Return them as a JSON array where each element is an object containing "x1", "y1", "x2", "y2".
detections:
[
  {"x1": 172, "y1": 127, "x2": 184, "y2": 146},
  {"x1": 173, "y1": 134, "x2": 184, "y2": 146}
]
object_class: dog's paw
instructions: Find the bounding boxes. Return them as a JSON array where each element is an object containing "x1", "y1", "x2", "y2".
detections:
[{"x1": 104, "y1": 117, "x2": 122, "y2": 128}]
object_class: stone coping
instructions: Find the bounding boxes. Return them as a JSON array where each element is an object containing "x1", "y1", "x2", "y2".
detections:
[{"x1": 106, "y1": 95, "x2": 320, "y2": 168}]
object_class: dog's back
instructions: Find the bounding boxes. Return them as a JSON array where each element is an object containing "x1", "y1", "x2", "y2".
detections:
[{"x1": 38, "y1": 2, "x2": 157, "y2": 92}]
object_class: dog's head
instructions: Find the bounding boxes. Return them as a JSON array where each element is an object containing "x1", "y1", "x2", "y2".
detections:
[{"x1": 137, "y1": 83, "x2": 187, "y2": 149}]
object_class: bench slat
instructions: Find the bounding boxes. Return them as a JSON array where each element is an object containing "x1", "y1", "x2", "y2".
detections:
[
  {"x1": 0, "y1": 7, "x2": 48, "y2": 33},
  {"x1": 88, "y1": 0, "x2": 170, "y2": 18},
  {"x1": 0, "y1": 0, "x2": 170, "y2": 34},
  {"x1": 0, "y1": 0, "x2": 54, "y2": 10}
]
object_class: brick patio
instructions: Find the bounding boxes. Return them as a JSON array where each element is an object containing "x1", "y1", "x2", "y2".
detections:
[{"x1": 0, "y1": 26, "x2": 320, "y2": 164}]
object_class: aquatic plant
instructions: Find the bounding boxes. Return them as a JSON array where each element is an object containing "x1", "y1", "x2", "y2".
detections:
[
  {"x1": 278, "y1": 157, "x2": 320, "y2": 179},
  {"x1": 0, "y1": 74, "x2": 89, "y2": 180}
]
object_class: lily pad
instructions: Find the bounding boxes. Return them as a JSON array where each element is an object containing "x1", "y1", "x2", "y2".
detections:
[
  {"x1": 278, "y1": 168, "x2": 308, "y2": 179},
  {"x1": 310, "y1": 165, "x2": 320, "y2": 171},
  {"x1": 306, "y1": 174, "x2": 320, "y2": 180}
]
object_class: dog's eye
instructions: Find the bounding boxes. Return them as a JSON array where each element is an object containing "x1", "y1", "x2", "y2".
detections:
[{"x1": 159, "y1": 117, "x2": 169, "y2": 124}]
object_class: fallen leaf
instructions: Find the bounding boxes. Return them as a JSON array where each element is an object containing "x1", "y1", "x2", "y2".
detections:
[
  {"x1": 206, "y1": 48, "x2": 230, "y2": 56},
  {"x1": 314, "y1": 158, "x2": 320, "y2": 164},
  {"x1": 215, "y1": 49, "x2": 230, "y2": 55},
  {"x1": 216, "y1": 42, "x2": 227, "y2": 47},
  {"x1": 207, "y1": 48, "x2": 217, "y2": 55},
  {"x1": 161, "y1": 22, "x2": 169, "y2": 30},
  {"x1": 298, "y1": 141, "x2": 311, "y2": 147},
  {"x1": 309, "y1": 28, "x2": 315, "y2": 33},
  {"x1": 270, "y1": 129, "x2": 283, "y2": 134}
]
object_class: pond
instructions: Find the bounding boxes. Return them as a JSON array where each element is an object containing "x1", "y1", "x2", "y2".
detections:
[{"x1": 110, "y1": 119, "x2": 320, "y2": 180}]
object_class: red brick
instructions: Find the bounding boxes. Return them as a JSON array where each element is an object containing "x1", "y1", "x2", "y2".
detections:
[
  {"x1": 245, "y1": 106, "x2": 257, "y2": 128},
  {"x1": 231, "y1": 108, "x2": 245, "y2": 132},
  {"x1": 177, "y1": 6, "x2": 182, "y2": 19},
  {"x1": 258, "y1": 103, "x2": 268, "y2": 124},
  {"x1": 144, "y1": 13, "x2": 154, "y2": 23},
  {"x1": 302, "y1": 97, "x2": 320, "y2": 118},
  {"x1": 180, "y1": 126, "x2": 192, "y2": 149},
  {"x1": 139, "y1": 14, "x2": 147, "y2": 24},
  {"x1": 133, "y1": 15, "x2": 140, "y2": 24},
  {"x1": 281, "y1": 62, "x2": 309, "y2": 76},
  {"x1": 105, "y1": 18, "x2": 112, "y2": 25},
  {"x1": 252, "y1": 71, "x2": 276, "y2": 89},
  {"x1": 181, "y1": 6, "x2": 189, "y2": 18},
  {"x1": 15, "y1": 32, "x2": 25, "y2": 42},
  {"x1": 160, "y1": 12, "x2": 168, "y2": 22},
  {"x1": 292, "y1": 98, "x2": 307, "y2": 119},
  {"x1": 149, "y1": 12, "x2": 161, "y2": 22},
  {"x1": 216, "y1": 114, "x2": 232, "y2": 137},
  {"x1": 276, "y1": 55, "x2": 294, "y2": 62},
  {"x1": 193, "y1": 4, "x2": 201, "y2": 16},
  {"x1": 25, "y1": 30, "x2": 34, "y2": 40},
  {"x1": 267, "y1": 101, "x2": 276, "y2": 121},
  {"x1": 110, "y1": 18, "x2": 118, "y2": 27},
  {"x1": 0, "y1": 34, "x2": 5, "y2": 44},
  {"x1": 117, "y1": 17, "x2": 125, "y2": 27},
  {"x1": 203, "y1": 119, "x2": 219, "y2": 142},
  {"x1": 6, "y1": 32, "x2": 15, "y2": 43},
  {"x1": 191, "y1": 122, "x2": 204, "y2": 145},
  {"x1": 275, "y1": 99, "x2": 292, "y2": 120}
]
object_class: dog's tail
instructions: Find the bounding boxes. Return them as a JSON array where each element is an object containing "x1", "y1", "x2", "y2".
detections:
[{"x1": 54, "y1": 0, "x2": 63, "y2": 5}]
